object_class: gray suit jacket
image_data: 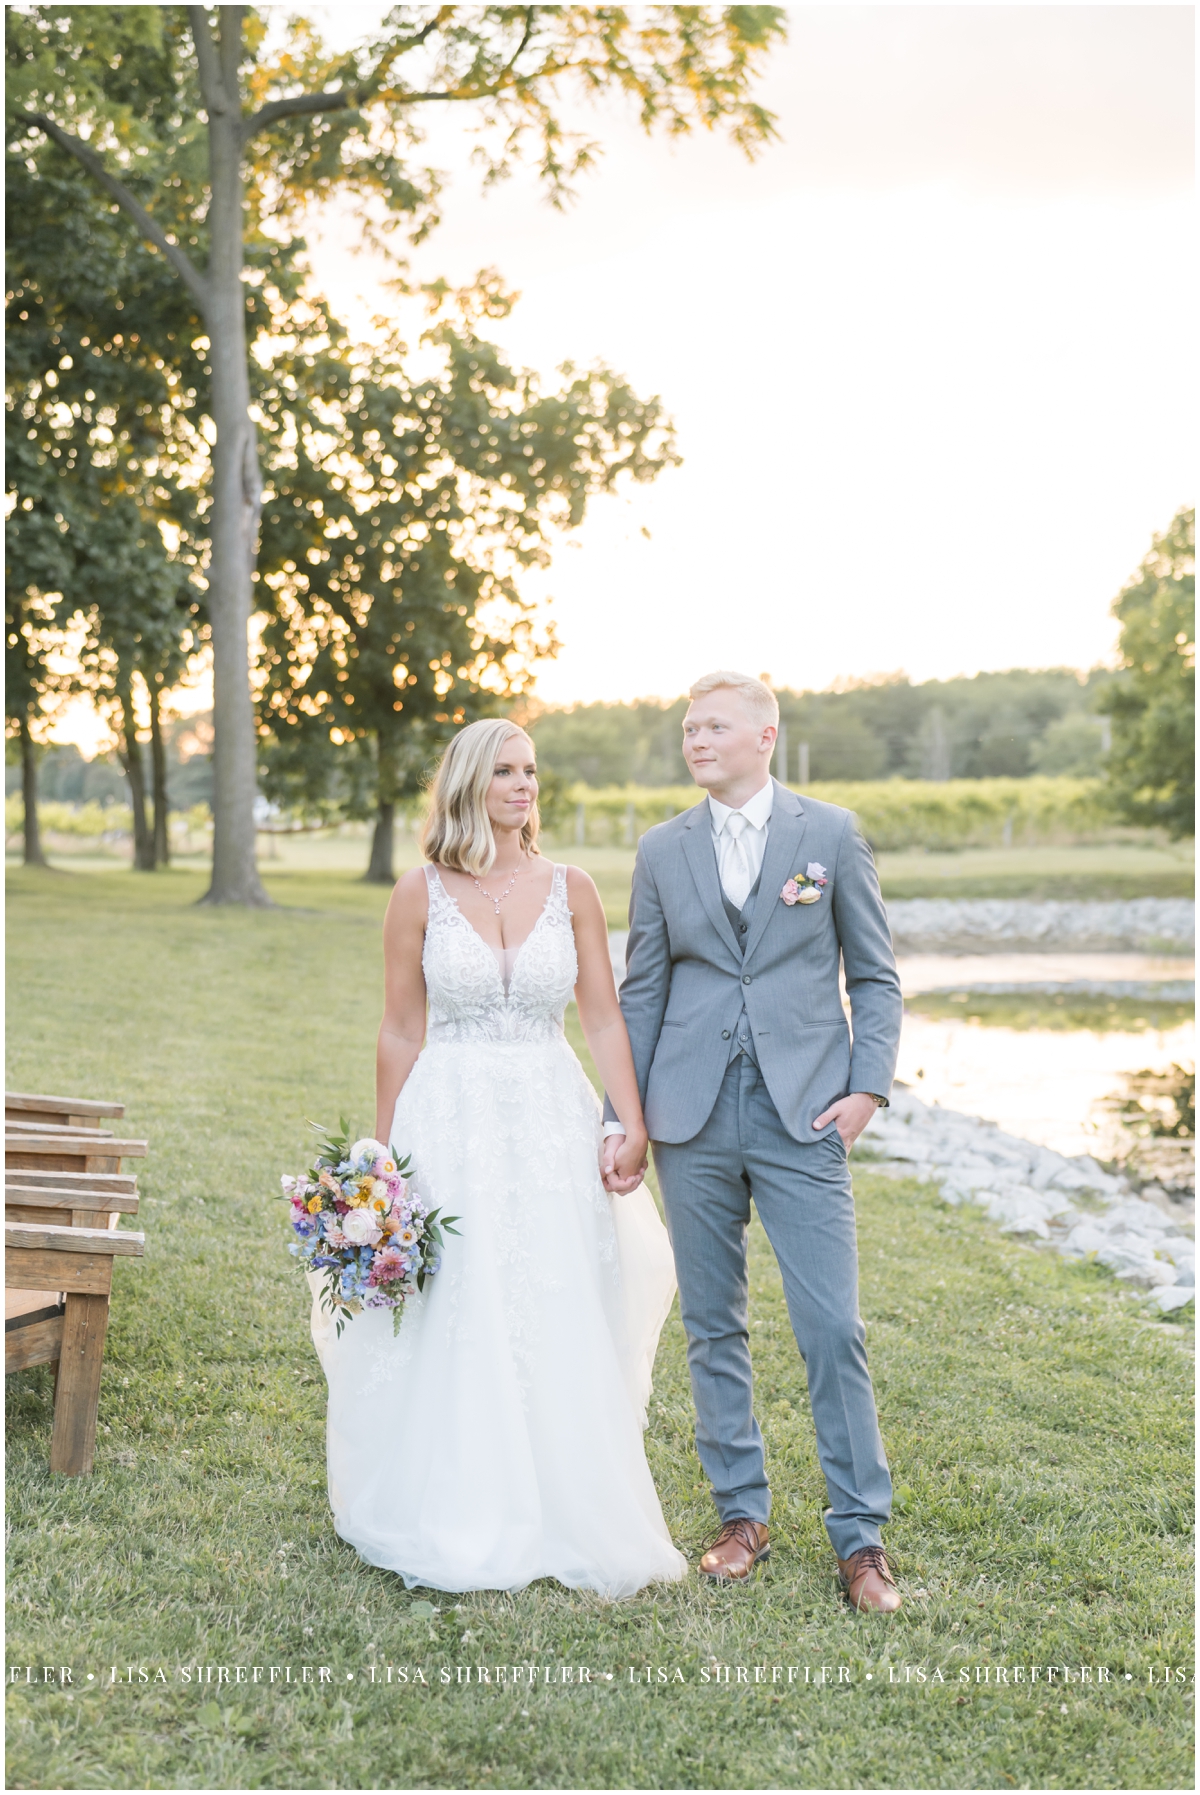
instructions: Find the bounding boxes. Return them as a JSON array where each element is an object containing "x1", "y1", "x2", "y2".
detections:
[{"x1": 609, "y1": 780, "x2": 902, "y2": 1146}]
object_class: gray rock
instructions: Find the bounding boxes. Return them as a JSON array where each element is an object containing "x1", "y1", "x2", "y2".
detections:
[
  {"x1": 885, "y1": 897, "x2": 1194, "y2": 954},
  {"x1": 1147, "y1": 1285, "x2": 1196, "y2": 1314},
  {"x1": 1061, "y1": 1222, "x2": 1109, "y2": 1258}
]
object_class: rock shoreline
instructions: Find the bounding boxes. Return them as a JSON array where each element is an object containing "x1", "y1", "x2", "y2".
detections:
[
  {"x1": 609, "y1": 898, "x2": 1195, "y2": 968},
  {"x1": 885, "y1": 897, "x2": 1194, "y2": 954},
  {"x1": 862, "y1": 1087, "x2": 1195, "y2": 1315}
]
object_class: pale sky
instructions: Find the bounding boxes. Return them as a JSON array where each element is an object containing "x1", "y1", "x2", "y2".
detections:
[
  {"x1": 299, "y1": 3, "x2": 1195, "y2": 708},
  {"x1": 51, "y1": 5, "x2": 1196, "y2": 748}
]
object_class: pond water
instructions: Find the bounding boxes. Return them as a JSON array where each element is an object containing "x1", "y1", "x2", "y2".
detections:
[{"x1": 895, "y1": 953, "x2": 1193, "y2": 1160}]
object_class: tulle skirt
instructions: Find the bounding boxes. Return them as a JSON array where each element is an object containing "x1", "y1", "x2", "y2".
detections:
[{"x1": 308, "y1": 1036, "x2": 686, "y2": 1598}]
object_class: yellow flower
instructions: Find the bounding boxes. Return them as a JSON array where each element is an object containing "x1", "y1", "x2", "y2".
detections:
[
  {"x1": 358, "y1": 1176, "x2": 376, "y2": 1202},
  {"x1": 307, "y1": 1194, "x2": 323, "y2": 1214}
]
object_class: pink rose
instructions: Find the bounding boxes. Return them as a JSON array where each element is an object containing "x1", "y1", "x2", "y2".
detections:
[{"x1": 781, "y1": 879, "x2": 801, "y2": 906}]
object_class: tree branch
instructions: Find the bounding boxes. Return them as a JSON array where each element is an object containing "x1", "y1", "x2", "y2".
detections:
[
  {"x1": 361, "y1": 14, "x2": 442, "y2": 95},
  {"x1": 17, "y1": 112, "x2": 210, "y2": 309},
  {"x1": 187, "y1": 5, "x2": 232, "y2": 116},
  {"x1": 241, "y1": 87, "x2": 358, "y2": 139},
  {"x1": 498, "y1": 9, "x2": 537, "y2": 88}
]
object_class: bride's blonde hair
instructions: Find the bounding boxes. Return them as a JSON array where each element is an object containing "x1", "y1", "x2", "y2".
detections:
[{"x1": 420, "y1": 719, "x2": 541, "y2": 876}]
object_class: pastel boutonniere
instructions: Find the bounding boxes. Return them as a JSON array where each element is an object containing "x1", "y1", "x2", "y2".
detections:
[{"x1": 780, "y1": 862, "x2": 828, "y2": 906}]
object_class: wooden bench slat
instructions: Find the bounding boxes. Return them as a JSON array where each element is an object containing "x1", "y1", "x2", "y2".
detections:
[
  {"x1": 5, "y1": 1186, "x2": 139, "y2": 1214},
  {"x1": 5, "y1": 1222, "x2": 145, "y2": 1257},
  {"x1": 5, "y1": 1170, "x2": 137, "y2": 1193},
  {"x1": 6, "y1": 1205, "x2": 124, "y2": 1230},
  {"x1": 5, "y1": 1249, "x2": 114, "y2": 1295},
  {"x1": 5, "y1": 1091, "x2": 125, "y2": 1119},
  {"x1": 5, "y1": 1135, "x2": 147, "y2": 1157},
  {"x1": 6, "y1": 1288, "x2": 64, "y2": 1322},
  {"x1": 4, "y1": 1121, "x2": 115, "y2": 1140},
  {"x1": 6, "y1": 1310, "x2": 66, "y2": 1373}
]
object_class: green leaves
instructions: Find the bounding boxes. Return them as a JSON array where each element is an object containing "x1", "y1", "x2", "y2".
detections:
[
  {"x1": 1104, "y1": 508, "x2": 1195, "y2": 838},
  {"x1": 256, "y1": 278, "x2": 679, "y2": 829}
]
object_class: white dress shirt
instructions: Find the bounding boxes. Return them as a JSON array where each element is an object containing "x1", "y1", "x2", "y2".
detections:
[
  {"x1": 603, "y1": 779, "x2": 776, "y2": 1142},
  {"x1": 708, "y1": 779, "x2": 774, "y2": 907}
]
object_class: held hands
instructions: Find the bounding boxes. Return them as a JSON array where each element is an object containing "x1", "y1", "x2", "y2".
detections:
[
  {"x1": 812, "y1": 1092, "x2": 880, "y2": 1150},
  {"x1": 599, "y1": 1129, "x2": 649, "y2": 1195}
]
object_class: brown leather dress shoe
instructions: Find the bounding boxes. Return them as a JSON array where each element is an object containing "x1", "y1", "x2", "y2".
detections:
[
  {"x1": 699, "y1": 1518, "x2": 770, "y2": 1580},
  {"x1": 836, "y1": 1544, "x2": 902, "y2": 1612}
]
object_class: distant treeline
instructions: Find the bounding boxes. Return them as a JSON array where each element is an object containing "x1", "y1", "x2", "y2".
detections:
[
  {"x1": 7, "y1": 666, "x2": 1114, "y2": 811},
  {"x1": 3, "y1": 716, "x2": 213, "y2": 810},
  {"x1": 526, "y1": 668, "x2": 1117, "y2": 787}
]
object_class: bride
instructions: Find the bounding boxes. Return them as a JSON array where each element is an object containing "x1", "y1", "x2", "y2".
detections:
[{"x1": 308, "y1": 718, "x2": 687, "y2": 1597}]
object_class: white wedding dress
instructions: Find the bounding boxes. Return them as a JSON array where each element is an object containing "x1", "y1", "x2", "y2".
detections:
[{"x1": 308, "y1": 862, "x2": 686, "y2": 1598}]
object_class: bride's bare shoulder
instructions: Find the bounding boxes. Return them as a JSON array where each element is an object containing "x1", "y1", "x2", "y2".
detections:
[
  {"x1": 384, "y1": 864, "x2": 432, "y2": 932},
  {"x1": 563, "y1": 863, "x2": 604, "y2": 916}
]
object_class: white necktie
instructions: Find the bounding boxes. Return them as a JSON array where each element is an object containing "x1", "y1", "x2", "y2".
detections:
[{"x1": 719, "y1": 811, "x2": 753, "y2": 910}]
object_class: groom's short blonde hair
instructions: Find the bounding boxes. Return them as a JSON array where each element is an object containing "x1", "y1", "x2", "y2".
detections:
[{"x1": 688, "y1": 670, "x2": 779, "y2": 727}]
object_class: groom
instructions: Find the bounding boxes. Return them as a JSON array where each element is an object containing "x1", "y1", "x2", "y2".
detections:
[{"x1": 602, "y1": 670, "x2": 904, "y2": 1611}]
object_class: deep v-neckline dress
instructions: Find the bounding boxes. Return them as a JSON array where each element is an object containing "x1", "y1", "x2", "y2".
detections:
[{"x1": 308, "y1": 863, "x2": 686, "y2": 1597}]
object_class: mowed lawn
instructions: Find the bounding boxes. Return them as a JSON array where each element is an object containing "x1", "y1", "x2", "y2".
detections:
[{"x1": 5, "y1": 864, "x2": 1194, "y2": 1792}]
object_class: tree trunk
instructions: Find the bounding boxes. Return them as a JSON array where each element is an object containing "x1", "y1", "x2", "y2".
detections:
[
  {"x1": 195, "y1": 13, "x2": 271, "y2": 907},
  {"x1": 19, "y1": 713, "x2": 47, "y2": 867},
  {"x1": 364, "y1": 729, "x2": 400, "y2": 882},
  {"x1": 149, "y1": 677, "x2": 170, "y2": 867},
  {"x1": 365, "y1": 800, "x2": 396, "y2": 884},
  {"x1": 117, "y1": 677, "x2": 156, "y2": 872}
]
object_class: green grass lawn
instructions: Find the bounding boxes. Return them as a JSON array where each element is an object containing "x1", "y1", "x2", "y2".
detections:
[
  {"x1": 5, "y1": 865, "x2": 1195, "y2": 1791},
  {"x1": 904, "y1": 991, "x2": 1195, "y2": 1035},
  {"x1": 11, "y1": 834, "x2": 1194, "y2": 925},
  {"x1": 871, "y1": 845, "x2": 1195, "y2": 904}
]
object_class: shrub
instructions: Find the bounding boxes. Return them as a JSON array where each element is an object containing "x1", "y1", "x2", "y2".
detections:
[{"x1": 5, "y1": 797, "x2": 133, "y2": 839}]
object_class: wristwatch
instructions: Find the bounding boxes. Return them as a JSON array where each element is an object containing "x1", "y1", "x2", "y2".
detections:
[{"x1": 863, "y1": 1092, "x2": 889, "y2": 1109}]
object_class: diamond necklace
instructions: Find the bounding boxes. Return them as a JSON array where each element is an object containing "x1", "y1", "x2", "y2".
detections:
[{"x1": 471, "y1": 860, "x2": 524, "y2": 915}]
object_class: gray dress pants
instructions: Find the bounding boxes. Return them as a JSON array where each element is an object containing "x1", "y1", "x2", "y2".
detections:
[{"x1": 652, "y1": 1053, "x2": 892, "y2": 1560}]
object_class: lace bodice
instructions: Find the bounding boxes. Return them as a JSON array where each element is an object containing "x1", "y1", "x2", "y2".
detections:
[{"x1": 423, "y1": 863, "x2": 578, "y2": 1044}]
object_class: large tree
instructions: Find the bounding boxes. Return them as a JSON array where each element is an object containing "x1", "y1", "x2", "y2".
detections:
[
  {"x1": 8, "y1": 4, "x2": 785, "y2": 904},
  {"x1": 1104, "y1": 507, "x2": 1195, "y2": 838},
  {"x1": 257, "y1": 277, "x2": 678, "y2": 881},
  {"x1": 7, "y1": 141, "x2": 208, "y2": 867}
]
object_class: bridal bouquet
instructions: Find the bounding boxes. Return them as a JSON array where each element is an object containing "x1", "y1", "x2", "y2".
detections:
[{"x1": 282, "y1": 1122, "x2": 459, "y2": 1338}]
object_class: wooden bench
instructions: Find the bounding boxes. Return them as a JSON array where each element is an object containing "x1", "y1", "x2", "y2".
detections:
[
  {"x1": 5, "y1": 1220, "x2": 145, "y2": 1474},
  {"x1": 5, "y1": 1093, "x2": 147, "y2": 1474}
]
